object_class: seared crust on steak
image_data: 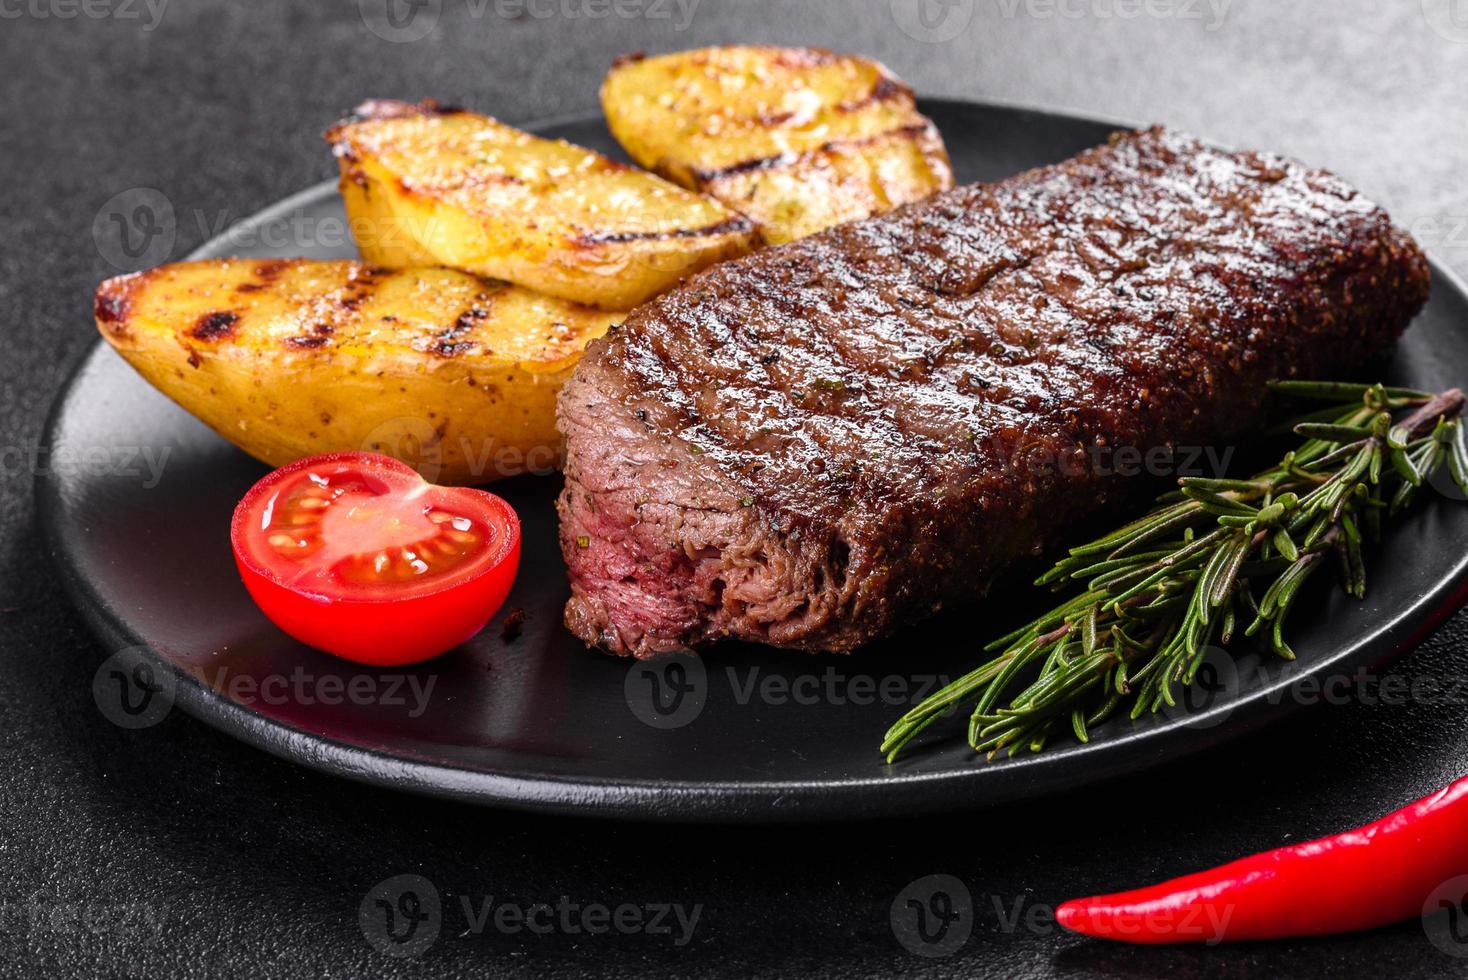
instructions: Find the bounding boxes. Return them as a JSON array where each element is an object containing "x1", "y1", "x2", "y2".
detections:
[{"x1": 558, "y1": 127, "x2": 1430, "y2": 657}]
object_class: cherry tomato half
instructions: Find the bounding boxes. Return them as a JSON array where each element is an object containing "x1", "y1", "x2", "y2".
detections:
[{"x1": 230, "y1": 452, "x2": 520, "y2": 666}]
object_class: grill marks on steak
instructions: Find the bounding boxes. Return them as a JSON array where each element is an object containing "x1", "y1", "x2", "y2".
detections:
[{"x1": 558, "y1": 127, "x2": 1431, "y2": 657}]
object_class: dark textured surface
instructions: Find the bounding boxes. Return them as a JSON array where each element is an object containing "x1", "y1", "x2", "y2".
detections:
[{"x1": 5, "y1": 1, "x2": 1468, "y2": 976}]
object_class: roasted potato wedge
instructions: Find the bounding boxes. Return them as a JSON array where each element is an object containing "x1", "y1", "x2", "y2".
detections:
[
  {"x1": 326, "y1": 100, "x2": 759, "y2": 309},
  {"x1": 601, "y1": 46, "x2": 954, "y2": 244},
  {"x1": 94, "y1": 259, "x2": 622, "y2": 484}
]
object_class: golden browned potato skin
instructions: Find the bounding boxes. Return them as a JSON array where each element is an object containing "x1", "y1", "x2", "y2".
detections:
[
  {"x1": 600, "y1": 46, "x2": 955, "y2": 244},
  {"x1": 326, "y1": 100, "x2": 761, "y2": 310},
  {"x1": 94, "y1": 259, "x2": 622, "y2": 484}
]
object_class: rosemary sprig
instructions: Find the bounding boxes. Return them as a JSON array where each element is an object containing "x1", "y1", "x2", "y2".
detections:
[{"x1": 882, "y1": 381, "x2": 1468, "y2": 763}]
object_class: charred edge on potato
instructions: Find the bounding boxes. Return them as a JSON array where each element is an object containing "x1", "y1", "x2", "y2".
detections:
[
  {"x1": 189, "y1": 311, "x2": 239, "y2": 342},
  {"x1": 425, "y1": 307, "x2": 493, "y2": 358},
  {"x1": 575, "y1": 214, "x2": 757, "y2": 246},
  {"x1": 237, "y1": 260, "x2": 292, "y2": 293},
  {"x1": 691, "y1": 123, "x2": 942, "y2": 184},
  {"x1": 93, "y1": 271, "x2": 152, "y2": 341},
  {"x1": 752, "y1": 75, "x2": 910, "y2": 129}
]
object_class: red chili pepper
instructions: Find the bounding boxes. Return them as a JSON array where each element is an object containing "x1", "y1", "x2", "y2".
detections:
[{"x1": 1055, "y1": 772, "x2": 1468, "y2": 944}]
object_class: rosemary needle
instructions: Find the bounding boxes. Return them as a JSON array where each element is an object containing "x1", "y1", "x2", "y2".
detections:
[{"x1": 882, "y1": 382, "x2": 1468, "y2": 763}]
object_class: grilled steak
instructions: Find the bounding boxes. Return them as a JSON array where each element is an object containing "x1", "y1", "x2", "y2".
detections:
[{"x1": 557, "y1": 127, "x2": 1430, "y2": 657}]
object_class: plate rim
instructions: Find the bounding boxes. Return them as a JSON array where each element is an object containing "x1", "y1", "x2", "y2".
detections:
[{"x1": 40, "y1": 100, "x2": 1468, "y2": 822}]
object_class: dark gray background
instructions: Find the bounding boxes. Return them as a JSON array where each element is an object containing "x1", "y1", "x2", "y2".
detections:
[{"x1": 5, "y1": 0, "x2": 1468, "y2": 976}]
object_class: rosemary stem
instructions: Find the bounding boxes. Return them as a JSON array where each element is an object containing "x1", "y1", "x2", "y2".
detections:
[{"x1": 881, "y1": 383, "x2": 1468, "y2": 763}]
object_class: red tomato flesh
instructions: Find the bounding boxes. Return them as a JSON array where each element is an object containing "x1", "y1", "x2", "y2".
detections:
[{"x1": 231, "y1": 452, "x2": 520, "y2": 665}]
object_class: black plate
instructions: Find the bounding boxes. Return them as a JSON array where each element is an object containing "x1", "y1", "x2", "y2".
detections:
[{"x1": 40, "y1": 101, "x2": 1468, "y2": 821}]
